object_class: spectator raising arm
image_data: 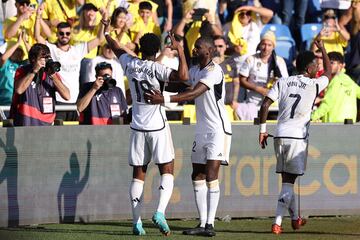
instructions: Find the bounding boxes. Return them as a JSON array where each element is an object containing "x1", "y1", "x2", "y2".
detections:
[
  {"x1": 87, "y1": 8, "x2": 108, "y2": 52},
  {"x1": 235, "y1": 5, "x2": 273, "y2": 24},
  {"x1": 4, "y1": 7, "x2": 34, "y2": 39},
  {"x1": 0, "y1": 32, "x2": 23, "y2": 67},
  {"x1": 163, "y1": 0, "x2": 173, "y2": 32}
]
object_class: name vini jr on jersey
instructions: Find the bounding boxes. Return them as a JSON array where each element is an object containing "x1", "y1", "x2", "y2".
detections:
[{"x1": 287, "y1": 80, "x2": 306, "y2": 89}]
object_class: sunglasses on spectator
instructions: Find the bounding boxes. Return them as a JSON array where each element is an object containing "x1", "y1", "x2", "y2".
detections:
[
  {"x1": 324, "y1": 15, "x2": 336, "y2": 20},
  {"x1": 239, "y1": 11, "x2": 251, "y2": 17},
  {"x1": 58, "y1": 31, "x2": 71, "y2": 36},
  {"x1": 215, "y1": 45, "x2": 225, "y2": 48}
]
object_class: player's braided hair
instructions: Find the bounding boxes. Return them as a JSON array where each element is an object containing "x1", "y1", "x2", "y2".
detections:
[{"x1": 139, "y1": 33, "x2": 160, "y2": 57}]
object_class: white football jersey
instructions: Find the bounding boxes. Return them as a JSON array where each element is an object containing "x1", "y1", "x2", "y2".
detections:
[
  {"x1": 239, "y1": 53, "x2": 288, "y2": 105},
  {"x1": 189, "y1": 61, "x2": 232, "y2": 135},
  {"x1": 119, "y1": 54, "x2": 172, "y2": 131},
  {"x1": 267, "y1": 75, "x2": 329, "y2": 138}
]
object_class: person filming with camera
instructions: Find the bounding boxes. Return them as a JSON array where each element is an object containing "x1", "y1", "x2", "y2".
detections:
[
  {"x1": 76, "y1": 62, "x2": 128, "y2": 125},
  {"x1": 10, "y1": 43, "x2": 70, "y2": 126}
]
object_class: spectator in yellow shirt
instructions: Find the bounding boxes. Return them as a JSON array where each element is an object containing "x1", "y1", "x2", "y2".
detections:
[
  {"x1": 130, "y1": 1, "x2": 161, "y2": 44},
  {"x1": 72, "y1": 3, "x2": 107, "y2": 85},
  {"x1": 110, "y1": 7, "x2": 135, "y2": 51},
  {"x1": 312, "y1": 9, "x2": 350, "y2": 55},
  {"x1": 41, "y1": 0, "x2": 82, "y2": 43},
  {"x1": 3, "y1": 0, "x2": 37, "y2": 60}
]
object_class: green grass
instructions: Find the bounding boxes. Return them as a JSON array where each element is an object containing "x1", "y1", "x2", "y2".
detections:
[{"x1": 1, "y1": 216, "x2": 360, "y2": 240}]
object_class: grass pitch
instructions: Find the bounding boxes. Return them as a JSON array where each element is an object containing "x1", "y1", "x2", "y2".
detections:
[{"x1": 1, "y1": 216, "x2": 360, "y2": 240}]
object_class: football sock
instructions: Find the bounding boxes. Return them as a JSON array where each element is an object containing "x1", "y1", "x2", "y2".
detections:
[
  {"x1": 156, "y1": 173, "x2": 174, "y2": 214},
  {"x1": 275, "y1": 183, "x2": 294, "y2": 226},
  {"x1": 129, "y1": 178, "x2": 144, "y2": 224},
  {"x1": 288, "y1": 194, "x2": 298, "y2": 220},
  {"x1": 193, "y1": 179, "x2": 208, "y2": 227},
  {"x1": 207, "y1": 179, "x2": 220, "y2": 226}
]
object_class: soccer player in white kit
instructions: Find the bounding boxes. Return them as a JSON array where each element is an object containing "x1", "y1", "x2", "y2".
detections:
[
  {"x1": 258, "y1": 39, "x2": 331, "y2": 234},
  {"x1": 102, "y1": 20, "x2": 189, "y2": 236},
  {"x1": 145, "y1": 36, "x2": 232, "y2": 237}
]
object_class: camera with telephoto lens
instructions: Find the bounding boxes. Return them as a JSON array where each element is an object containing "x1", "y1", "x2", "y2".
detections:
[
  {"x1": 45, "y1": 58, "x2": 61, "y2": 75},
  {"x1": 102, "y1": 74, "x2": 117, "y2": 90}
]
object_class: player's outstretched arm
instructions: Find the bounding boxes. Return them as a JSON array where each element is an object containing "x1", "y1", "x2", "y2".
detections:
[
  {"x1": 168, "y1": 33, "x2": 189, "y2": 82},
  {"x1": 314, "y1": 39, "x2": 331, "y2": 80},
  {"x1": 144, "y1": 82, "x2": 208, "y2": 104},
  {"x1": 258, "y1": 97, "x2": 273, "y2": 149},
  {"x1": 102, "y1": 19, "x2": 126, "y2": 59}
]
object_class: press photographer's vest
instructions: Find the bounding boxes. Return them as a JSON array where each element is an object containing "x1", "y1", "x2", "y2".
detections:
[{"x1": 10, "y1": 64, "x2": 56, "y2": 126}]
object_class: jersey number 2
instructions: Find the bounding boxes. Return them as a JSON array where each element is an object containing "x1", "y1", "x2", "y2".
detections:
[{"x1": 289, "y1": 94, "x2": 301, "y2": 119}]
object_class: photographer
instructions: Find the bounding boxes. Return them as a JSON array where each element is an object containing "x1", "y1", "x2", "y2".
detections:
[
  {"x1": 9, "y1": 43, "x2": 70, "y2": 126},
  {"x1": 76, "y1": 62, "x2": 128, "y2": 125}
]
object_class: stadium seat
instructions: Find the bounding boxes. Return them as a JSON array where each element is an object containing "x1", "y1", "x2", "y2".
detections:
[
  {"x1": 261, "y1": 24, "x2": 294, "y2": 42},
  {"x1": 275, "y1": 39, "x2": 296, "y2": 66},
  {"x1": 0, "y1": 22, "x2": 4, "y2": 45},
  {"x1": 301, "y1": 23, "x2": 322, "y2": 50}
]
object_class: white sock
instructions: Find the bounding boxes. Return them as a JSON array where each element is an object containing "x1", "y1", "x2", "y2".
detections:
[
  {"x1": 288, "y1": 194, "x2": 298, "y2": 220},
  {"x1": 193, "y1": 180, "x2": 208, "y2": 227},
  {"x1": 156, "y1": 173, "x2": 174, "y2": 214},
  {"x1": 274, "y1": 183, "x2": 294, "y2": 226},
  {"x1": 207, "y1": 180, "x2": 220, "y2": 226},
  {"x1": 129, "y1": 178, "x2": 144, "y2": 224}
]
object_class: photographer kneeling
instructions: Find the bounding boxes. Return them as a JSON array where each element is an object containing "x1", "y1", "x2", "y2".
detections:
[
  {"x1": 10, "y1": 43, "x2": 70, "y2": 126},
  {"x1": 77, "y1": 62, "x2": 128, "y2": 125}
]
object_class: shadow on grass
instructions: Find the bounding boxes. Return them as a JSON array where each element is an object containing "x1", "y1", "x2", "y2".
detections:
[{"x1": 0, "y1": 226, "x2": 133, "y2": 237}]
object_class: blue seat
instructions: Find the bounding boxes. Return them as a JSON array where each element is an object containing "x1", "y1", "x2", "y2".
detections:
[
  {"x1": 261, "y1": 24, "x2": 294, "y2": 41},
  {"x1": 0, "y1": 21, "x2": 4, "y2": 45},
  {"x1": 275, "y1": 39, "x2": 296, "y2": 66},
  {"x1": 300, "y1": 23, "x2": 322, "y2": 50}
]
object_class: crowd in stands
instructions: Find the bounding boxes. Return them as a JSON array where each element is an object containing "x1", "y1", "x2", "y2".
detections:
[{"x1": 1, "y1": 0, "x2": 360, "y2": 125}]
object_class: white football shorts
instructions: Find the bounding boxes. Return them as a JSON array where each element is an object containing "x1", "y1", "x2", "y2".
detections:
[
  {"x1": 128, "y1": 123, "x2": 175, "y2": 166},
  {"x1": 274, "y1": 138, "x2": 308, "y2": 175},
  {"x1": 191, "y1": 132, "x2": 232, "y2": 165}
]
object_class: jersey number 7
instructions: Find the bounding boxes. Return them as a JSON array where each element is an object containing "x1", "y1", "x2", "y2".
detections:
[{"x1": 289, "y1": 94, "x2": 301, "y2": 119}]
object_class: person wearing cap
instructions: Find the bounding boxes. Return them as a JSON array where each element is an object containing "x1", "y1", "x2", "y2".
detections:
[
  {"x1": 72, "y1": 3, "x2": 105, "y2": 86},
  {"x1": 77, "y1": 61, "x2": 128, "y2": 125},
  {"x1": 34, "y1": 6, "x2": 107, "y2": 121},
  {"x1": 233, "y1": 31, "x2": 288, "y2": 120},
  {"x1": 3, "y1": 0, "x2": 37, "y2": 60},
  {"x1": 41, "y1": 0, "x2": 82, "y2": 43},
  {"x1": 312, "y1": 9, "x2": 350, "y2": 56}
]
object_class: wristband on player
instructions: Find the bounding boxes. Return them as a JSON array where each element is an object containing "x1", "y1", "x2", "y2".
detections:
[
  {"x1": 104, "y1": 32, "x2": 110, "y2": 36},
  {"x1": 163, "y1": 95, "x2": 171, "y2": 103},
  {"x1": 260, "y1": 123, "x2": 267, "y2": 133}
]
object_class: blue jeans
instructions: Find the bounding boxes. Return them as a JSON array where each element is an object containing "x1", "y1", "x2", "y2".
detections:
[{"x1": 282, "y1": 0, "x2": 308, "y2": 48}]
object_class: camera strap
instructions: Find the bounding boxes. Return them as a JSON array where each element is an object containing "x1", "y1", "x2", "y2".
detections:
[{"x1": 56, "y1": 0, "x2": 71, "y2": 21}]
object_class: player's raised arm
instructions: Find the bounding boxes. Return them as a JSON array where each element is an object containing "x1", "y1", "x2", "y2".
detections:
[
  {"x1": 168, "y1": 33, "x2": 189, "y2": 82},
  {"x1": 314, "y1": 39, "x2": 331, "y2": 80},
  {"x1": 258, "y1": 96, "x2": 274, "y2": 149},
  {"x1": 102, "y1": 19, "x2": 127, "y2": 59}
]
